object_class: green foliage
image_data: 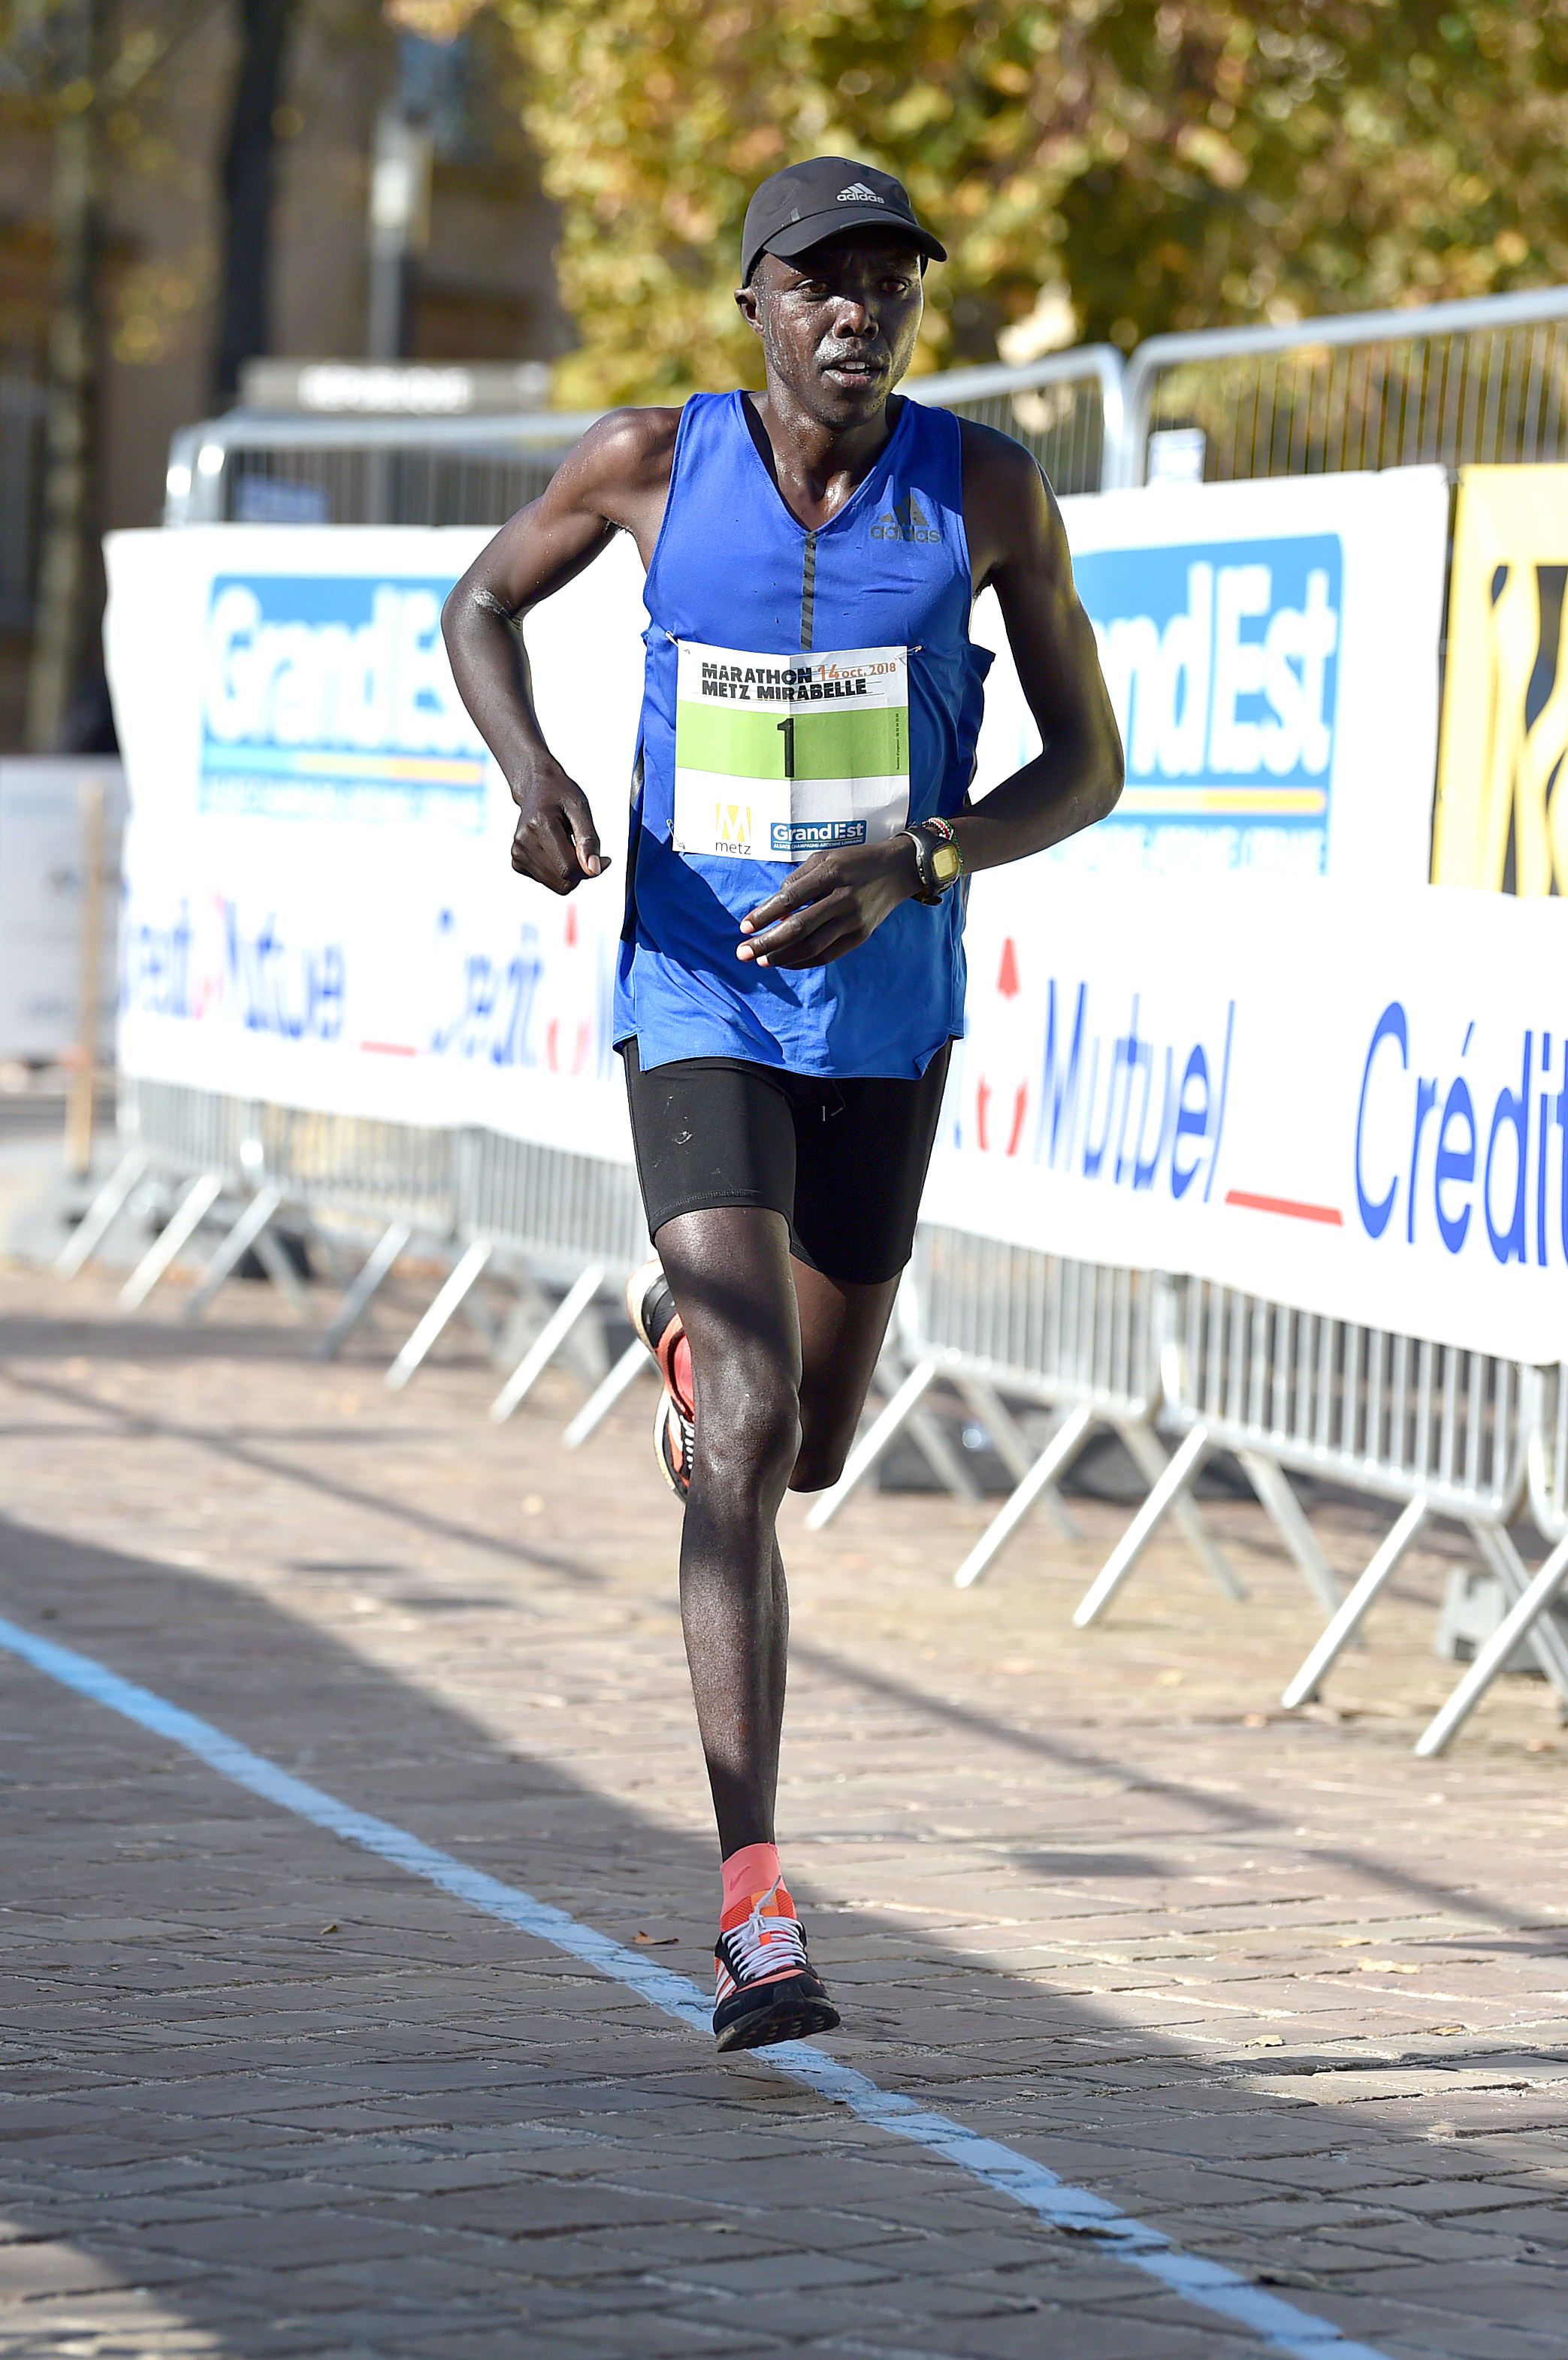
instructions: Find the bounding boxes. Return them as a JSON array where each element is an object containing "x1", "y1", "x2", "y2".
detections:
[{"x1": 481, "y1": 0, "x2": 1568, "y2": 404}]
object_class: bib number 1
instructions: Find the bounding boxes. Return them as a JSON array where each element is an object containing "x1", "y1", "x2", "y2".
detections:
[{"x1": 672, "y1": 640, "x2": 910, "y2": 864}]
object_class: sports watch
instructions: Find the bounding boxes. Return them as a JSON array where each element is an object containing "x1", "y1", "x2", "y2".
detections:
[{"x1": 901, "y1": 815, "x2": 964, "y2": 905}]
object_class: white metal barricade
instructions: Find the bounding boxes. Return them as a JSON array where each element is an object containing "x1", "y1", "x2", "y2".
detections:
[
  {"x1": 59, "y1": 1078, "x2": 279, "y2": 1310},
  {"x1": 1070, "y1": 1280, "x2": 1568, "y2": 1713},
  {"x1": 60, "y1": 1080, "x2": 459, "y2": 1339},
  {"x1": 1111, "y1": 284, "x2": 1568, "y2": 487},
  {"x1": 910, "y1": 347, "x2": 1125, "y2": 497},
  {"x1": 168, "y1": 287, "x2": 1568, "y2": 524},
  {"x1": 805, "y1": 1225, "x2": 1241, "y2": 1600},
  {"x1": 165, "y1": 348, "x2": 1128, "y2": 536},
  {"x1": 271, "y1": 1107, "x2": 459, "y2": 1357},
  {"x1": 164, "y1": 409, "x2": 603, "y2": 529},
  {"x1": 1413, "y1": 1370, "x2": 1568, "y2": 1755},
  {"x1": 382, "y1": 1128, "x2": 651, "y2": 1436}
]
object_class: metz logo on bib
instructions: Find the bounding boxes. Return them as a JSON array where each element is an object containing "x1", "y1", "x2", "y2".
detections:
[{"x1": 672, "y1": 641, "x2": 909, "y2": 863}]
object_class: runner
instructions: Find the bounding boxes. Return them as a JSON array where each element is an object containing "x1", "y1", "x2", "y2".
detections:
[{"x1": 444, "y1": 156, "x2": 1122, "y2": 2052}]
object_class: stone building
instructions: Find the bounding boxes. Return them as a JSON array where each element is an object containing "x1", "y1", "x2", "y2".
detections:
[{"x1": 0, "y1": 0, "x2": 569, "y2": 749}]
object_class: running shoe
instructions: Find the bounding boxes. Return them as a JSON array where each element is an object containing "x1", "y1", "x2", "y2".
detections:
[
  {"x1": 653, "y1": 1386, "x2": 696, "y2": 1497},
  {"x1": 627, "y1": 1256, "x2": 696, "y2": 1497},
  {"x1": 713, "y1": 1878, "x2": 841, "y2": 2053}
]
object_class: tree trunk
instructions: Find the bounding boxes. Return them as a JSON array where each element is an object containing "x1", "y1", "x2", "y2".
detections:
[
  {"x1": 213, "y1": 0, "x2": 298, "y2": 403},
  {"x1": 25, "y1": 1, "x2": 105, "y2": 753}
]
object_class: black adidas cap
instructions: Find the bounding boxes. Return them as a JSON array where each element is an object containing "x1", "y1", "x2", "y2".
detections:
[{"x1": 741, "y1": 156, "x2": 947, "y2": 286}]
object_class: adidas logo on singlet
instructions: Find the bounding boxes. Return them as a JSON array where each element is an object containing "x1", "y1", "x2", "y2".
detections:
[{"x1": 872, "y1": 492, "x2": 939, "y2": 545}]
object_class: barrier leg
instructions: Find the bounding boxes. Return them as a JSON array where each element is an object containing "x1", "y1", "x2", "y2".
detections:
[
  {"x1": 1072, "y1": 1424, "x2": 1213, "y2": 1627},
  {"x1": 1415, "y1": 1531, "x2": 1568, "y2": 1757},
  {"x1": 954, "y1": 1375, "x2": 1080, "y2": 1543},
  {"x1": 459, "y1": 1277, "x2": 501, "y2": 1351},
  {"x1": 385, "y1": 1240, "x2": 494, "y2": 1392},
  {"x1": 182, "y1": 1185, "x2": 283, "y2": 1321},
  {"x1": 1471, "y1": 1524, "x2": 1568, "y2": 1706},
  {"x1": 1116, "y1": 1418, "x2": 1243, "y2": 1602},
  {"x1": 488, "y1": 1263, "x2": 606, "y2": 1424},
  {"x1": 1279, "y1": 1495, "x2": 1431, "y2": 1709},
  {"x1": 563, "y1": 1336, "x2": 648, "y2": 1449},
  {"x1": 56, "y1": 1145, "x2": 147, "y2": 1278},
  {"x1": 249, "y1": 1222, "x2": 313, "y2": 1320},
  {"x1": 312, "y1": 1219, "x2": 412, "y2": 1360},
  {"x1": 903, "y1": 1402, "x2": 985, "y2": 1504},
  {"x1": 953, "y1": 1402, "x2": 1096, "y2": 1591},
  {"x1": 118, "y1": 1172, "x2": 225, "y2": 1310},
  {"x1": 1236, "y1": 1447, "x2": 1343, "y2": 1619},
  {"x1": 802, "y1": 1358, "x2": 936, "y2": 1531}
]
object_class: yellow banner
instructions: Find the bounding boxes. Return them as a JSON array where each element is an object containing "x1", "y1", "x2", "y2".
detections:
[{"x1": 1432, "y1": 464, "x2": 1568, "y2": 892}]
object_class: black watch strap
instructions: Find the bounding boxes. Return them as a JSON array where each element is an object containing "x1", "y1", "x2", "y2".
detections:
[{"x1": 902, "y1": 817, "x2": 964, "y2": 905}]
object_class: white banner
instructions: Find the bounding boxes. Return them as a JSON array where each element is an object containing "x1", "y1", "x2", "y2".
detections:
[
  {"x1": 927, "y1": 869, "x2": 1568, "y2": 1366},
  {"x1": 106, "y1": 523, "x2": 645, "y2": 1163}
]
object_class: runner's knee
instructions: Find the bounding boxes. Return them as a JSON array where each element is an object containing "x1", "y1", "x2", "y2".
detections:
[{"x1": 696, "y1": 1352, "x2": 801, "y2": 1496}]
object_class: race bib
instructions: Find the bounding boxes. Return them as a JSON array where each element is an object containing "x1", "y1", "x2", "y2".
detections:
[{"x1": 672, "y1": 640, "x2": 909, "y2": 863}]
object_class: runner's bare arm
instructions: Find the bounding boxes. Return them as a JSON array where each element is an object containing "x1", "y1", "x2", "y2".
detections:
[
  {"x1": 441, "y1": 408, "x2": 678, "y2": 894},
  {"x1": 955, "y1": 421, "x2": 1123, "y2": 866},
  {"x1": 737, "y1": 419, "x2": 1121, "y2": 968}
]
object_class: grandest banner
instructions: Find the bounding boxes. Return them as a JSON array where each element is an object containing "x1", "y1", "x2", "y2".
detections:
[
  {"x1": 971, "y1": 466, "x2": 1448, "y2": 888},
  {"x1": 107, "y1": 521, "x2": 647, "y2": 1164},
  {"x1": 105, "y1": 473, "x2": 1536, "y2": 1356}
]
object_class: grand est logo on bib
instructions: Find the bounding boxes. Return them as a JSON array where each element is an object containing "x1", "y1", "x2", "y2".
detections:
[{"x1": 672, "y1": 640, "x2": 909, "y2": 863}]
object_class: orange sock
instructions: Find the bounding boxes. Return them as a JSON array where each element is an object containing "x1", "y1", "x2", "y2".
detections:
[{"x1": 721, "y1": 1840, "x2": 787, "y2": 1927}]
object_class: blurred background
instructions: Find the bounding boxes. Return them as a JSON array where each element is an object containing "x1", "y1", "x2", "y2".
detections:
[{"x1": 1, "y1": 0, "x2": 1565, "y2": 760}]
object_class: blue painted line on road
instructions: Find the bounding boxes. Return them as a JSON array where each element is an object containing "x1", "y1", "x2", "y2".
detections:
[{"x1": 0, "y1": 1612, "x2": 1388, "y2": 2359}]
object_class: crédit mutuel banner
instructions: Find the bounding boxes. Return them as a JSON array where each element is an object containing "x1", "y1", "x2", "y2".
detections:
[{"x1": 926, "y1": 867, "x2": 1568, "y2": 1366}]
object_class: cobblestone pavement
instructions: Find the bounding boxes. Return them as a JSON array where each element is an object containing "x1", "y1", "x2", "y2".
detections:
[{"x1": 0, "y1": 1258, "x2": 1564, "y2": 2358}]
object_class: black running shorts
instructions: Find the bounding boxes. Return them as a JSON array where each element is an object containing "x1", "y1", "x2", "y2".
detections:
[{"x1": 620, "y1": 1037, "x2": 952, "y2": 1286}]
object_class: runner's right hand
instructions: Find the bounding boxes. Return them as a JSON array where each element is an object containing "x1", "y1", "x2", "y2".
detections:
[{"x1": 509, "y1": 760, "x2": 610, "y2": 894}]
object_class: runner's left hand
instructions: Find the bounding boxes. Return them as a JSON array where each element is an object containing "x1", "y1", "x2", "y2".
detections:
[{"x1": 737, "y1": 838, "x2": 922, "y2": 968}]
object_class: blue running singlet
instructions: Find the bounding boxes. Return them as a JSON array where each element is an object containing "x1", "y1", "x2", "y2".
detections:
[{"x1": 614, "y1": 389, "x2": 992, "y2": 1078}]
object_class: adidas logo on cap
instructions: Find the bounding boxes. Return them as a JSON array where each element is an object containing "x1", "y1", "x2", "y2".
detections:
[{"x1": 837, "y1": 181, "x2": 883, "y2": 204}]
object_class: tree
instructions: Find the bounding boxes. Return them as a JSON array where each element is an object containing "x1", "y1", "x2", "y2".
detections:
[
  {"x1": 214, "y1": 0, "x2": 300, "y2": 401},
  {"x1": 8, "y1": 0, "x2": 110, "y2": 749},
  {"x1": 447, "y1": 0, "x2": 1568, "y2": 406},
  {"x1": 1, "y1": 0, "x2": 231, "y2": 746}
]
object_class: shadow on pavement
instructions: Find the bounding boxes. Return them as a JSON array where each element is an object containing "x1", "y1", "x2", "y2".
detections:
[{"x1": 2, "y1": 1509, "x2": 1563, "y2": 2360}]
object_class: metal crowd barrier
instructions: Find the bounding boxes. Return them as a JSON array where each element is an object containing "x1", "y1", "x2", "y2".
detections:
[
  {"x1": 909, "y1": 347, "x2": 1125, "y2": 497},
  {"x1": 65, "y1": 1080, "x2": 663, "y2": 1437},
  {"x1": 165, "y1": 286, "x2": 1568, "y2": 534},
  {"x1": 165, "y1": 348, "x2": 1130, "y2": 527},
  {"x1": 59, "y1": 1078, "x2": 270, "y2": 1308},
  {"x1": 383, "y1": 1128, "x2": 651, "y2": 1440},
  {"x1": 59, "y1": 1079, "x2": 455, "y2": 1331},
  {"x1": 1068, "y1": 1280, "x2": 1568, "y2": 1718},
  {"x1": 276, "y1": 1107, "x2": 459, "y2": 1358},
  {"x1": 805, "y1": 1227, "x2": 1244, "y2": 1602},
  {"x1": 1412, "y1": 1370, "x2": 1568, "y2": 1756},
  {"x1": 163, "y1": 409, "x2": 603, "y2": 529},
  {"x1": 1113, "y1": 284, "x2": 1568, "y2": 486}
]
